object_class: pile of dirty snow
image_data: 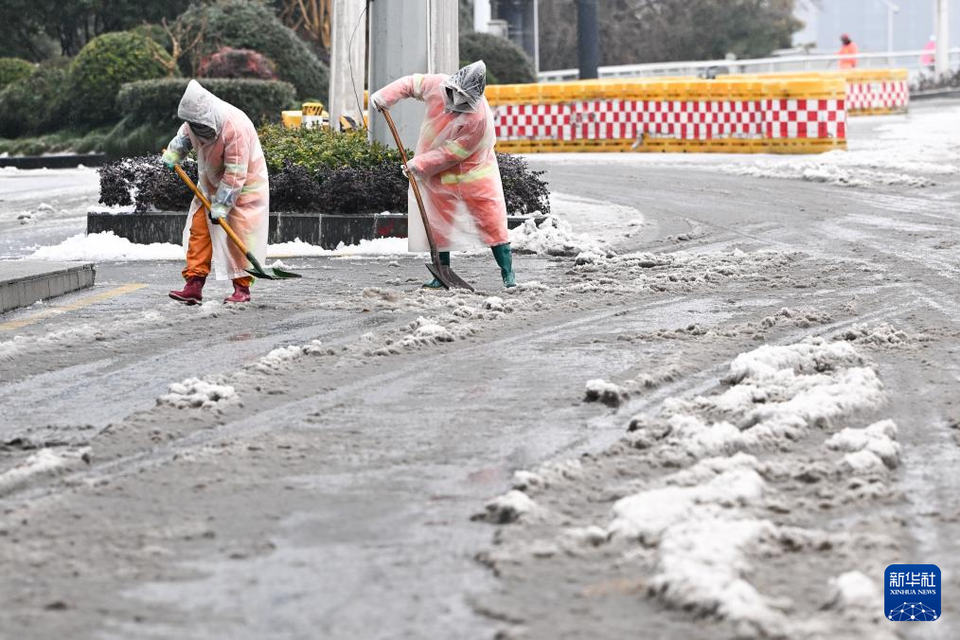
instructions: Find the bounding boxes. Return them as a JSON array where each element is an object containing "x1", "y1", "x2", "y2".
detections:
[
  {"x1": 510, "y1": 214, "x2": 613, "y2": 258},
  {"x1": 158, "y1": 377, "x2": 236, "y2": 409},
  {"x1": 481, "y1": 336, "x2": 901, "y2": 639}
]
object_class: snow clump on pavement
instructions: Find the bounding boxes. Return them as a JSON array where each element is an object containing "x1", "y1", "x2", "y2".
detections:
[
  {"x1": 158, "y1": 377, "x2": 237, "y2": 409},
  {"x1": 397, "y1": 317, "x2": 456, "y2": 348},
  {"x1": 512, "y1": 459, "x2": 583, "y2": 492},
  {"x1": 510, "y1": 216, "x2": 610, "y2": 257},
  {"x1": 641, "y1": 339, "x2": 884, "y2": 461},
  {"x1": 584, "y1": 379, "x2": 628, "y2": 407},
  {"x1": 477, "y1": 490, "x2": 537, "y2": 524},
  {"x1": 825, "y1": 419, "x2": 900, "y2": 473},
  {"x1": 247, "y1": 340, "x2": 327, "y2": 374},
  {"x1": 0, "y1": 448, "x2": 90, "y2": 497}
]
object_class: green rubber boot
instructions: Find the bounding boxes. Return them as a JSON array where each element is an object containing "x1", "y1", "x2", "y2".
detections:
[
  {"x1": 491, "y1": 243, "x2": 517, "y2": 288},
  {"x1": 423, "y1": 251, "x2": 450, "y2": 289}
]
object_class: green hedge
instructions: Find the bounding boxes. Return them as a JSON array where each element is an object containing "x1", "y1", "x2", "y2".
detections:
[
  {"x1": 0, "y1": 58, "x2": 34, "y2": 90},
  {"x1": 257, "y1": 124, "x2": 400, "y2": 174},
  {"x1": 460, "y1": 32, "x2": 536, "y2": 84},
  {"x1": 179, "y1": 0, "x2": 329, "y2": 102},
  {"x1": 0, "y1": 60, "x2": 69, "y2": 138},
  {"x1": 68, "y1": 32, "x2": 174, "y2": 127},
  {"x1": 103, "y1": 78, "x2": 297, "y2": 157},
  {"x1": 118, "y1": 78, "x2": 297, "y2": 127}
]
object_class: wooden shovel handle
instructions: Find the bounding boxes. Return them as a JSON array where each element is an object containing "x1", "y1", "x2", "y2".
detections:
[
  {"x1": 171, "y1": 159, "x2": 250, "y2": 256},
  {"x1": 379, "y1": 109, "x2": 442, "y2": 263}
]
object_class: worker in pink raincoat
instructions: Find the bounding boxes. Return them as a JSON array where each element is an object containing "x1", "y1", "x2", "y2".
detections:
[
  {"x1": 370, "y1": 60, "x2": 516, "y2": 288},
  {"x1": 162, "y1": 80, "x2": 269, "y2": 304},
  {"x1": 920, "y1": 36, "x2": 936, "y2": 71}
]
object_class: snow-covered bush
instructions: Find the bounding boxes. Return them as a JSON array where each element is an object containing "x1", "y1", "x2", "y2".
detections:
[{"x1": 99, "y1": 156, "x2": 198, "y2": 211}]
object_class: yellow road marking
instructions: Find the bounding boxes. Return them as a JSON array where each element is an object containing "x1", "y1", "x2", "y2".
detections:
[{"x1": 0, "y1": 283, "x2": 147, "y2": 332}]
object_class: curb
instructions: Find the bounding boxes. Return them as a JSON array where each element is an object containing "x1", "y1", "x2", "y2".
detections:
[
  {"x1": 0, "y1": 261, "x2": 96, "y2": 315},
  {"x1": 910, "y1": 89, "x2": 960, "y2": 101}
]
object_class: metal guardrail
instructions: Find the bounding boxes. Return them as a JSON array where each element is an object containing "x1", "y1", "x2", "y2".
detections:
[{"x1": 538, "y1": 48, "x2": 960, "y2": 83}]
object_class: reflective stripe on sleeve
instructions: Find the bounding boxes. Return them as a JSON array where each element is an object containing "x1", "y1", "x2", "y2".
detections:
[
  {"x1": 445, "y1": 140, "x2": 470, "y2": 159},
  {"x1": 440, "y1": 164, "x2": 495, "y2": 185},
  {"x1": 413, "y1": 74, "x2": 424, "y2": 99}
]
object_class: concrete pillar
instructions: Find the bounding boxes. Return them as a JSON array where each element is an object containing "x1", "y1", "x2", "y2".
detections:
[
  {"x1": 369, "y1": 0, "x2": 459, "y2": 149},
  {"x1": 577, "y1": 0, "x2": 599, "y2": 80},
  {"x1": 329, "y1": 0, "x2": 367, "y2": 130},
  {"x1": 935, "y1": 0, "x2": 950, "y2": 77},
  {"x1": 428, "y1": 0, "x2": 460, "y2": 75}
]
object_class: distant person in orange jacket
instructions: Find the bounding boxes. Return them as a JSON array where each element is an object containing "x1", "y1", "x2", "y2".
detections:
[{"x1": 838, "y1": 33, "x2": 859, "y2": 70}]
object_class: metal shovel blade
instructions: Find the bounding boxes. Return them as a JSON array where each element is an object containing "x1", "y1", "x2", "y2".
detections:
[
  {"x1": 245, "y1": 254, "x2": 302, "y2": 280},
  {"x1": 426, "y1": 263, "x2": 474, "y2": 291},
  {"x1": 245, "y1": 266, "x2": 302, "y2": 280}
]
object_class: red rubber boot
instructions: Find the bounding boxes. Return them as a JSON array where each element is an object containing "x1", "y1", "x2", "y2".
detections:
[
  {"x1": 224, "y1": 279, "x2": 251, "y2": 304},
  {"x1": 169, "y1": 276, "x2": 205, "y2": 305}
]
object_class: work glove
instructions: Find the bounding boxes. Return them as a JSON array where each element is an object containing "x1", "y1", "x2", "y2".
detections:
[
  {"x1": 370, "y1": 90, "x2": 387, "y2": 112},
  {"x1": 161, "y1": 148, "x2": 181, "y2": 169},
  {"x1": 209, "y1": 203, "x2": 229, "y2": 222}
]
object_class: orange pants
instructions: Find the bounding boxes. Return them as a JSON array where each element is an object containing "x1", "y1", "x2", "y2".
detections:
[{"x1": 182, "y1": 210, "x2": 253, "y2": 286}]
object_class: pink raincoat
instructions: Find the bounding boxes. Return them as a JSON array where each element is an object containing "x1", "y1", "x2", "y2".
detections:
[
  {"x1": 167, "y1": 80, "x2": 269, "y2": 281},
  {"x1": 375, "y1": 73, "x2": 509, "y2": 252}
]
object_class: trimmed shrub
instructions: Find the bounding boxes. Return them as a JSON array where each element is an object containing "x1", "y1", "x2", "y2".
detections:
[
  {"x1": 99, "y1": 156, "x2": 198, "y2": 212},
  {"x1": 0, "y1": 60, "x2": 69, "y2": 138},
  {"x1": 497, "y1": 153, "x2": 551, "y2": 215},
  {"x1": 313, "y1": 161, "x2": 409, "y2": 214},
  {"x1": 179, "y1": 0, "x2": 329, "y2": 102},
  {"x1": 101, "y1": 121, "x2": 173, "y2": 159},
  {"x1": 105, "y1": 78, "x2": 295, "y2": 157},
  {"x1": 258, "y1": 124, "x2": 400, "y2": 173},
  {"x1": 0, "y1": 58, "x2": 34, "y2": 90},
  {"x1": 460, "y1": 32, "x2": 536, "y2": 85},
  {"x1": 68, "y1": 32, "x2": 174, "y2": 126},
  {"x1": 268, "y1": 163, "x2": 325, "y2": 213},
  {"x1": 118, "y1": 78, "x2": 296, "y2": 128},
  {"x1": 200, "y1": 47, "x2": 277, "y2": 80}
]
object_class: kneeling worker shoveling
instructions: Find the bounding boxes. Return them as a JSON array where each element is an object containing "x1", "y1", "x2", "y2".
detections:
[{"x1": 163, "y1": 80, "x2": 289, "y2": 305}]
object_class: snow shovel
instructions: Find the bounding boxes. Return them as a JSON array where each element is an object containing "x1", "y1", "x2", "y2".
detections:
[
  {"x1": 380, "y1": 109, "x2": 474, "y2": 291},
  {"x1": 171, "y1": 161, "x2": 301, "y2": 280}
]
